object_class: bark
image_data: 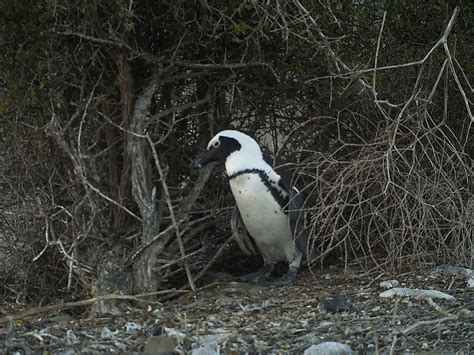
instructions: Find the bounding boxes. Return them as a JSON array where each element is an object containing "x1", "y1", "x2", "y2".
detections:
[
  {"x1": 128, "y1": 80, "x2": 160, "y2": 293},
  {"x1": 115, "y1": 49, "x2": 135, "y2": 229}
]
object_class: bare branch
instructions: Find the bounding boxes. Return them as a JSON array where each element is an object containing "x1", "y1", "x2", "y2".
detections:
[
  {"x1": 146, "y1": 132, "x2": 197, "y2": 292},
  {"x1": 52, "y1": 30, "x2": 133, "y2": 51},
  {"x1": 172, "y1": 61, "x2": 270, "y2": 69}
]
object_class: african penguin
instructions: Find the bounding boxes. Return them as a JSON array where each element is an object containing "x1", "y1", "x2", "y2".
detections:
[{"x1": 192, "y1": 130, "x2": 309, "y2": 285}]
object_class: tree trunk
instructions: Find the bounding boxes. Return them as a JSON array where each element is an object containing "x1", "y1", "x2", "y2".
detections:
[{"x1": 127, "y1": 80, "x2": 161, "y2": 293}]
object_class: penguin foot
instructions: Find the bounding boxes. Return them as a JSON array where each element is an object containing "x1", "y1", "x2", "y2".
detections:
[
  {"x1": 269, "y1": 267, "x2": 297, "y2": 286},
  {"x1": 234, "y1": 263, "x2": 273, "y2": 283}
]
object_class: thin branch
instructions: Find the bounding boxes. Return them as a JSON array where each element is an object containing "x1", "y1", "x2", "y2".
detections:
[
  {"x1": 99, "y1": 111, "x2": 147, "y2": 138},
  {"x1": 150, "y1": 94, "x2": 211, "y2": 122},
  {"x1": 305, "y1": 7, "x2": 461, "y2": 85},
  {"x1": 397, "y1": 314, "x2": 458, "y2": 336},
  {"x1": 52, "y1": 30, "x2": 132, "y2": 51},
  {"x1": 191, "y1": 234, "x2": 234, "y2": 285},
  {"x1": 293, "y1": 0, "x2": 371, "y2": 91},
  {"x1": 145, "y1": 132, "x2": 197, "y2": 292},
  {"x1": 372, "y1": 11, "x2": 387, "y2": 101},
  {"x1": 172, "y1": 61, "x2": 270, "y2": 69},
  {"x1": 444, "y1": 41, "x2": 474, "y2": 122},
  {"x1": 85, "y1": 180, "x2": 141, "y2": 221}
]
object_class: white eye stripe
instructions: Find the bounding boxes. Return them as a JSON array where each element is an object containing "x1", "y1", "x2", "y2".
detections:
[{"x1": 212, "y1": 140, "x2": 221, "y2": 148}]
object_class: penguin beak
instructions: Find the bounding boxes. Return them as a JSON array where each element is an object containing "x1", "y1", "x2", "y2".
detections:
[{"x1": 191, "y1": 149, "x2": 215, "y2": 170}]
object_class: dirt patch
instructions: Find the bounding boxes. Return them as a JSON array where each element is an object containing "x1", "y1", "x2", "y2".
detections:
[{"x1": 1, "y1": 266, "x2": 472, "y2": 353}]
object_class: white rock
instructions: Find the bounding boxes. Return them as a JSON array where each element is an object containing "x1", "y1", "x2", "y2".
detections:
[
  {"x1": 100, "y1": 326, "x2": 120, "y2": 339},
  {"x1": 304, "y1": 341, "x2": 353, "y2": 354},
  {"x1": 379, "y1": 279, "x2": 399, "y2": 288},
  {"x1": 379, "y1": 287, "x2": 455, "y2": 301},
  {"x1": 163, "y1": 327, "x2": 187, "y2": 341},
  {"x1": 191, "y1": 342, "x2": 220, "y2": 355},
  {"x1": 468, "y1": 277, "x2": 474, "y2": 288},
  {"x1": 125, "y1": 322, "x2": 144, "y2": 331},
  {"x1": 65, "y1": 329, "x2": 79, "y2": 345}
]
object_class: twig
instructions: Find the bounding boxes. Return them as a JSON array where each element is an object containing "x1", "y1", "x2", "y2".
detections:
[
  {"x1": 192, "y1": 234, "x2": 234, "y2": 284},
  {"x1": 85, "y1": 180, "x2": 141, "y2": 221},
  {"x1": 126, "y1": 215, "x2": 211, "y2": 266},
  {"x1": 372, "y1": 11, "x2": 387, "y2": 101},
  {"x1": 365, "y1": 272, "x2": 386, "y2": 287},
  {"x1": 293, "y1": 0, "x2": 371, "y2": 92},
  {"x1": 303, "y1": 7, "x2": 461, "y2": 93},
  {"x1": 98, "y1": 111, "x2": 147, "y2": 138},
  {"x1": 172, "y1": 61, "x2": 270, "y2": 69},
  {"x1": 389, "y1": 335, "x2": 398, "y2": 355},
  {"x1": 443, "y1": 41, "x2": 474, "y2": 122},
  {"x1": 52, "y1": 30, "x2": 132, "y2": 51},
  {"x1": 397, "y1": 314, "x2": 458, "y2": 336},
  {"x1": 426, "y1": 297, "x2": 452, "y2": 317},
  {"x1": 125, "y1": 223, "x2": 178, "y2": 266},
  {"x1": 150, "y1": 94, "x2": 211, "y2": 123},
  {"x1": 32, "y1": 218, "x2": 51, "y2": 261},
  {"x1": 145, "y1": 132, "x2": 197, "y2": 292}
]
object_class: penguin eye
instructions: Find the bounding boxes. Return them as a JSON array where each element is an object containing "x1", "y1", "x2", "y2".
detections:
[{"x1": 212, "y1": 140, "x2": 221, "y2": 149}]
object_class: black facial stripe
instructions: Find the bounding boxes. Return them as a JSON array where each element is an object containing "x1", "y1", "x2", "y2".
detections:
[
  {"x1": 229, "y1": 169, "x2": 289, "y2": 212},
  {"x1": 212, "y1": 136, "x2": 241, "y2": 162}
]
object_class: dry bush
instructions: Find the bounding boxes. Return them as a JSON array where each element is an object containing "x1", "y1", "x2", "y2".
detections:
[
  {"x1": 229, "y1": 7, "x2": 474, "y2": 276},
  {"x1": 0, "y1": 151, "x2": 70, "y2": 301},
  {"x1": 289, "y1": 111, "x2": 471, "y2": 272}
]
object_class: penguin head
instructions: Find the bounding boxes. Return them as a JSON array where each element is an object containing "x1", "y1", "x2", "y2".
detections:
[{"x1": 192, "y1": 130, "x2": 267, "y2": 175}]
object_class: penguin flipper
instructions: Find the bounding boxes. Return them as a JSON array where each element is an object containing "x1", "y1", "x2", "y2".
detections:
[
  {"x1": 231, "y1": 206, "x2": 257, "y2": 256},
  {"x1": 288, "y1": 186, "x2": 309, "y2": 256}
]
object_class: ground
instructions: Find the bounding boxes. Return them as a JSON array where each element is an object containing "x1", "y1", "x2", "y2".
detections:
[{"x1": 1, "y1": 265, "x2": 472, "y2": 353}]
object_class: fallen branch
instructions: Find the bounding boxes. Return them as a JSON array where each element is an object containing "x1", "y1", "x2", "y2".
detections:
[
  {"x1": 397, "y1": 314, "x2": 458, "y2": 336},
  {"x1": 0, "y1": 289, "x2": 188, "y2": 325}
]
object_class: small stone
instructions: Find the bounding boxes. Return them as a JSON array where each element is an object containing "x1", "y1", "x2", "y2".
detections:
[
  {"x1": 468, "y1": 277, "x2": 474, "y2": 288},
  {"x1": 148, "y1": 324, "x2": 164, "y2": 336},
  {"x1": 304, "y1": 342, "x2": 353, "y2": 354},
  {"x1": 153, "y1": 308, "x2": 164, "y2": 319},
  {"x1": 144, "y1": 335, "x2": 178, "y2": 354},
  {"x1": 101, "y1": 326, "x2": 119, "y2": 339}
]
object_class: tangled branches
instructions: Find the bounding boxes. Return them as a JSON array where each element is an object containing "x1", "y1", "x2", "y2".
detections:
[
  {"x1": 298, "y1": 113, "x2": 471, "y2": 271},
  {"x1": 289, "y1": 8, "x2": 473, "y2": 272}
]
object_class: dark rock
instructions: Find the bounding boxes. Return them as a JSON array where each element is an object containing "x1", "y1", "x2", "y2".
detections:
[{"x1": 318, "y1": 294, "x2": 353, "y2": 313}]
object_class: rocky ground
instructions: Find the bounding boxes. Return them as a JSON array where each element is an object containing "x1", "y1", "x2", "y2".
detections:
[{"x1": 1, "y1": 265, "x2": 473, "y2": 354}]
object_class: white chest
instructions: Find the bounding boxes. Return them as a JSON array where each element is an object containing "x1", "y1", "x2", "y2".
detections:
[{"x1": 229, "y1": 173, "x2": 295, "y2": 261}]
